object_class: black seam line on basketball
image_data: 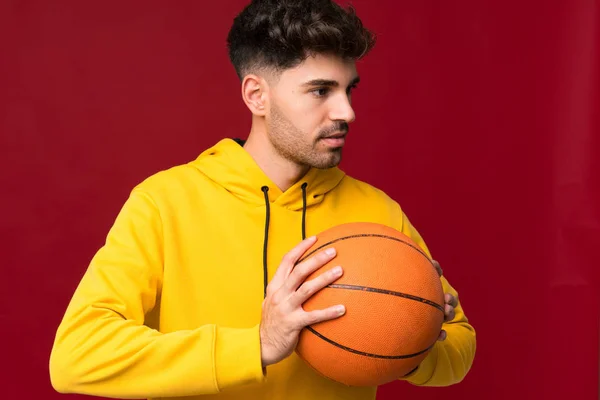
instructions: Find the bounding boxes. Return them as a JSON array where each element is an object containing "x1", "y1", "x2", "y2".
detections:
[
  {"x1": 306, "y1": 326, "x2": 436, "y2": 359},
  {"x1": 297, "y1": 233, "x2": 432, "y2": 267},
  {"x1": 326, "y1": 284, "x2": 444, "y2": 313}
]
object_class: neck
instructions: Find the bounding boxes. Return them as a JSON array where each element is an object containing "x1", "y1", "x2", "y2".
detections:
[{"x1": 243, "y1": 128, "x2": 309, "y2": 193}]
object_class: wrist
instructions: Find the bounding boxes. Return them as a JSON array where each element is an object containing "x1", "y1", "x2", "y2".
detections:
[{"x1": 259, "y1": 326, "x2": 272, "y2": 368}]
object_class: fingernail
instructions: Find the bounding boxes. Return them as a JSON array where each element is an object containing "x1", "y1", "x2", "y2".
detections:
[
  {"x1": 307, "y1": 235, "x2": 317, "y2": 241},
  {"x1": 331, "y1": 266, "x2": 342, "y2": 276},
  {"x1": 336, "y1": 305, "x2": 345, "y2": 315},
  {"x1": 325, "y1": 248, "x2": 336, "y2": 256}
]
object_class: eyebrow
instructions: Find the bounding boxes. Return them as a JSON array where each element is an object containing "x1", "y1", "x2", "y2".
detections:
[{"x1": 301, "y1": 76, "x2": 361, "y2": 88}]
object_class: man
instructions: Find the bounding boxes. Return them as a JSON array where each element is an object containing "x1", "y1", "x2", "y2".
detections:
[{"x1": 49, "y1": 0, "x2": 476, "y2": 399}]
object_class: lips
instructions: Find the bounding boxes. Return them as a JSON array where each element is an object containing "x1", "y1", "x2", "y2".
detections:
[
  {"x1": 320, "y1": 135, "x2": 346, "y2": 147},
  {"x1": 322, "y1": 132, "x2": 347, "y2": 139}
]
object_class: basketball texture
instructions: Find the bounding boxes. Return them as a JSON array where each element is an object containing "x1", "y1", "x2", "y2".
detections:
[{"x1": 295, "y1": 222, "x2": 445, "y2": 386}]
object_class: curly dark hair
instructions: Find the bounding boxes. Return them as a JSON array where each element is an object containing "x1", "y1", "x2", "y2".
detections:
[{"x1": 226, "y1": 0, "x2": 376, "y2": 79}]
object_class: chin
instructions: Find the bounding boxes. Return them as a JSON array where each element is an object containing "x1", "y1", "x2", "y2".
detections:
[{"x1": 311, "y1": 155, "x2": 342, "y2": 169}]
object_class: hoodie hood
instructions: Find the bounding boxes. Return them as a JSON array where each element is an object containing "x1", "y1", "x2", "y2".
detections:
[{"x1": 190, "y1": 138, "x2": 346, "y2": 211}]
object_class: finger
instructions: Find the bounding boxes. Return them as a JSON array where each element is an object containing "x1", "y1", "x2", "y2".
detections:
[
  {"x1": 432, "y1": 259, "x2": 443, "y2": 277},
  {"x1": 437, "y1": 329, "x2": 447, "y2": 341},
  {"x1": 283, "y1": 247, "x2": 337, "y2": 293},
  {"x1": 290, "y1": 265, "x2": 343, "y2": 307},
  {"x1": 445, "y1": 293, "x2": 458, "y2": 308},
  {"x1": 268, "y1": 236, "x2": 318, "y2": 294},
  {"x1": 300, "y1": 304, "x2": 346, "y2": 329},
  {"x1": 444, "y1": 304, "x2": 455, "y2": 322}
]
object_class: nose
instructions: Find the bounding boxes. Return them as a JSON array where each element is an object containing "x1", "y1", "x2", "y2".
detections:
[{"x1": 329, "y1": 93, "x2": 356, "y2": 124}]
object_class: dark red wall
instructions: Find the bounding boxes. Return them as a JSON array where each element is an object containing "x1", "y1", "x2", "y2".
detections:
[{"x1": 2, "y1": 1, "x2": 598, "y2": 398}]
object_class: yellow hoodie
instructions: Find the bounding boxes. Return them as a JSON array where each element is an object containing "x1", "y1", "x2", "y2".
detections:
[{"x1": 49, "y1": 138, "x2": 476, "y2": 400}]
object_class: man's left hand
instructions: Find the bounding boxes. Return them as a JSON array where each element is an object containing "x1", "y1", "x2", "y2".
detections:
[{"x1": 432, "y1": 259, "x2": 458, "y2": 341}]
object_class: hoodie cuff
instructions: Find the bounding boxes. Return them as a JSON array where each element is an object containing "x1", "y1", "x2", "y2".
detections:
[
  {"x1": 214, "y1": 324, "x2": 266, "y2": 391},
  {"x1": 400, "y1": 344, "x2": 438, "y2": 385}
]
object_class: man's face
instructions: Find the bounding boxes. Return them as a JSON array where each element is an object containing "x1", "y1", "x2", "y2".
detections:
[{"x1": 265, "y1": 53, "x2": 359, "y2": 169}]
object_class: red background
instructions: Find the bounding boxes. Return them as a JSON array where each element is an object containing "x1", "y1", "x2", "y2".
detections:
[{"x1": 2, "y1": 1, "x2": 599, "y2": 399}]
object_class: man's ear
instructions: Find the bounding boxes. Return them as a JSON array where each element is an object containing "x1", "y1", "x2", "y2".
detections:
[{"x1": 241, "y1": 74, "x2": 268, "y2": 117}]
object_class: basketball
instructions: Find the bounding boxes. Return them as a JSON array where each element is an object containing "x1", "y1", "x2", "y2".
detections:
[{"x1": 295, "y1": 221, "x2": 445, "y2": 387}]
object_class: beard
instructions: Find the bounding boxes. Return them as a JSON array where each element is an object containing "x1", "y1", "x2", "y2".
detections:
[{"x1": 268, "y1": 102, "x2": 349, "y2": 169}]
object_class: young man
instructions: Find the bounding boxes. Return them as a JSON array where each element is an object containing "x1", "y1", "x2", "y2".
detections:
[{"x1": 49, "y1": 0, "x2": 476, "y2": 399}]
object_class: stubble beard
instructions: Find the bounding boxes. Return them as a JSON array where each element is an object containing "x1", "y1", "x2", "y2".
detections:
[{"x1": 268, "y1": 103, "x2": 344, "y2": 170}]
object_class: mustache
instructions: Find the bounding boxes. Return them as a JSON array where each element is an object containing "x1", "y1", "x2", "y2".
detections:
[{"x1": 317, "y1": 122, "x2": 350, "y2": 139}]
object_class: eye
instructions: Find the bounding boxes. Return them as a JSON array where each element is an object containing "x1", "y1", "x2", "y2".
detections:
[
  {"x1": 311, "y1": 87, "x2": 330, "y2": 98},
  {"x1": 347, "y1": 84, "x2": 358, "y2": 95}
]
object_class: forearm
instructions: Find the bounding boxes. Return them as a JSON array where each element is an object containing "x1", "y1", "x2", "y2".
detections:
[
  {"x1": 50, "y1": 308, "x2": 265, "y2": 398},
  {"x1": 402, "y1": 320, "x2": 476, "y2": 386}
]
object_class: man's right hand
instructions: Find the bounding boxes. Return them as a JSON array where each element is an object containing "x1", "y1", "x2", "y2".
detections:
[{"x1": 259, "y1": 235, "x2": 345, "y2": 367}]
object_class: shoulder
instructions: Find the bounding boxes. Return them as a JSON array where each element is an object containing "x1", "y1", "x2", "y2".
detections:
[
  {"x1": 338, "y1": 174, "x2": 405, "y2": 223},
  {"x1": 130, "y1": 160, "x2": 206, "y2": 202},
  {"x1": 340, "y1": 174, "x2": 400, "y2": 206}
]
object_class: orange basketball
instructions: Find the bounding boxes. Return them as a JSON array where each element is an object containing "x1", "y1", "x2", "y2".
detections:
[{"x1": 295, "y1": 221, "x2": 445, "y2": 386}]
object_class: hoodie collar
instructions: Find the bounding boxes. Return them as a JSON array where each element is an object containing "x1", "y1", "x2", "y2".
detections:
[{"x1": 189, "y1": 138, "x2": 345, "y2": 211}]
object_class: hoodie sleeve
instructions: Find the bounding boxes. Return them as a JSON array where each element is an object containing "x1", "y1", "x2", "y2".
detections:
[
  {"x1": 395, "y1": 211, "x2": 477, "y2": 386},
  {"x1": 49, "y1": 188, "x2": 265, "y2": 399}
]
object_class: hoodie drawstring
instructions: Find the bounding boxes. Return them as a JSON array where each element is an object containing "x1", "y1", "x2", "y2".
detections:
[
  {"x1": 261, "y1": 183, "x2": 308, "y2": 298},
  {"x1": 261, "y1": 186, "x2": 271, "y2": 299},
  {"x1": 301, "y1": 182, "x2": 308, "y2": 241}
]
